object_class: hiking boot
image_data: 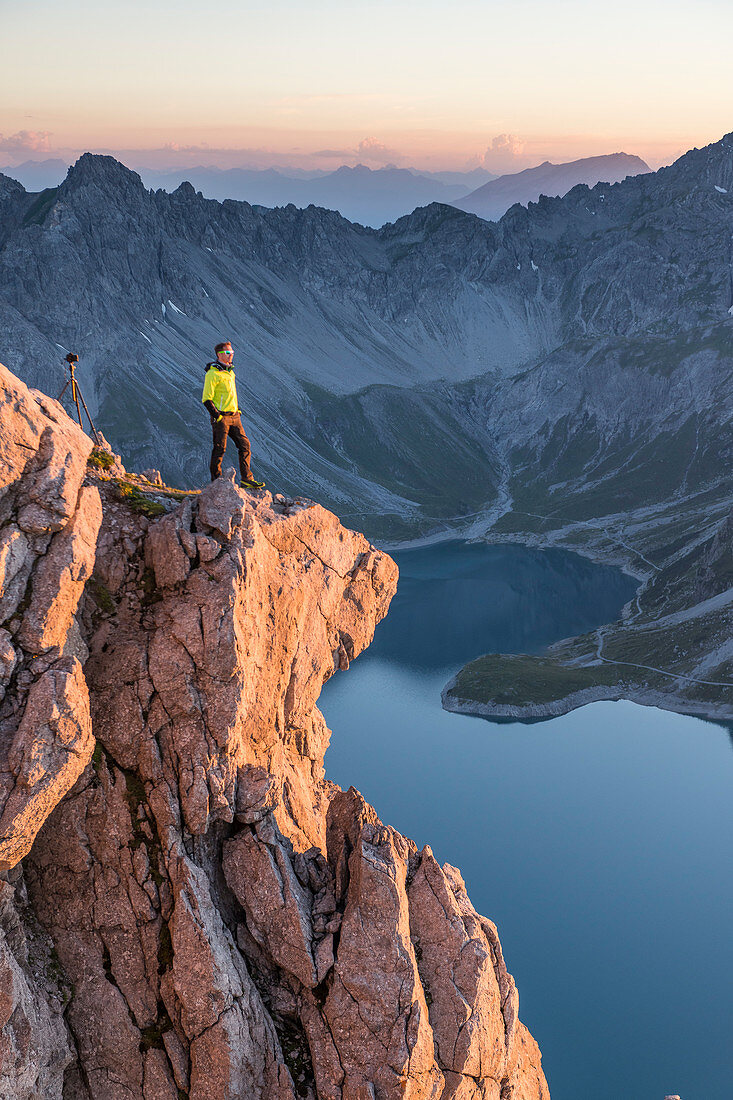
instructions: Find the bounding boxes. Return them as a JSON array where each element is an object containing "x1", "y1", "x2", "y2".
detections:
[{"x1": 242, "y1": 476, "x2": 265, "y2": 490}]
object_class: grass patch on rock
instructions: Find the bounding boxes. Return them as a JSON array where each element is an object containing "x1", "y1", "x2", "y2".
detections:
[
  {"x1": 87, "y1": 447, "x2": 116, "y2": 471},
  {"x1": 114, "y1": 479, "x2": 167, "y2": 517}
]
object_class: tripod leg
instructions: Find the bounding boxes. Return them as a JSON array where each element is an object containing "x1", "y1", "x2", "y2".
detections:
[
  {"x1": 58, "y1": 379, "x2": 70, "y2": 401},
  {"x1": 77, "y1": 387, "x2": 101, "y2": 446},
  {"x1": 71, "y1": 377, "x2": 83, "y2": 430}
]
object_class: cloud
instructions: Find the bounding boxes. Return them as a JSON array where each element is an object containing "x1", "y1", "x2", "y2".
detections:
[
  {"x1": 0, "y1": 130, "x2": 53, "y2": 153},
  {"x1": 356, "y1": 137, "x2": 404, "y2": 164},
  {"x1": 481, "y1": 133, "x2": 527, "y2": 171},
  {"x1": 490, "y1": 133, "x2": 525, "y2": 157},
  {"x1": 272, "y1": 93, "x2": 387, "y2": 106}
]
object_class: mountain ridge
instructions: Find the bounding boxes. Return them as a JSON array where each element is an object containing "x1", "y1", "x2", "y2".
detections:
[
  {"x1": 454, "y1": 151, "x2": 651, "y2": 220},
  {"x1": 0, "y1": 158, "x2": 497, "y2": 229},
  {"x1": 0, "y1": 133, "x2": 731, "y2": 547}
]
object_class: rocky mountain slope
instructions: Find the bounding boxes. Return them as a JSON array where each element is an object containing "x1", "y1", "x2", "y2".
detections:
[
  {"x1": 0, "y1": 133, "x2": 732, "y2": 544},
  {"x1": 0, "y1": 361, "x2": 548, "y2": 1099},
  {"x1": 453, "y1": 153, "x2": 650, "y2": 221}
]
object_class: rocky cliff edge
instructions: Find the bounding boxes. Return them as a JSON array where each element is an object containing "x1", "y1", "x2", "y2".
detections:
[{"x1": 0, "y1": 361, "x2": 548, "y2": 1100}]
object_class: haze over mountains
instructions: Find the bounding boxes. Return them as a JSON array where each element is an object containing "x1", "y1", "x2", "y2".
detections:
[
  {"x1": 454, "y1": 152, "x2": 651, "y2": 220},
  {"x1": 0, "y1": 133, "x2": 731, "y2": 546},
  {"x1": 0, "y1": 159, "x2": 494, "y2": 228},
  {"x1": 137, "y1": 163, "x2": 495, "y2": 227},
  {"x1": 0, "y1": 159, "x2": 71, "y2": 193},
  {"x1": 2, "y1": 150, "x2": 649, "y2": 227}
]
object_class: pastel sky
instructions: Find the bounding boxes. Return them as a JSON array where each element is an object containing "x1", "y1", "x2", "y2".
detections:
[{"x1": 2, "y1": 0, "x2": 731, "y2": 171}]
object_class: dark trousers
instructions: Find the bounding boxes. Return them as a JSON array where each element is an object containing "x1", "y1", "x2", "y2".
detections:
[{"x1": 210, "y1": 412, "x2": 253, "y2": 481}]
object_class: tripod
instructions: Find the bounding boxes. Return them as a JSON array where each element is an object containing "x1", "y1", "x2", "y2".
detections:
[{"x1": 58, "y1": 355, "x2": 101, "y2": 445}]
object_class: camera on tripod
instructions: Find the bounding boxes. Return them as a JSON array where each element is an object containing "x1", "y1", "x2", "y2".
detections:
[{"x1": 58, "y1": 352, "x2": 100, "y2": 444}]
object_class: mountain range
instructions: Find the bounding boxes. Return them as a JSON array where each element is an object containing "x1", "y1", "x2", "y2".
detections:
[
  {"x1": 136, "y1": 163, "x2": 497, "y2": 226},
  {"x1": 0, "y1": 152, "x2": 653, "y2": 230},
  {"x1": 0, "y1": 160, "x2": 494, "y2": 228},
  {"x1": 1, "y1": 152, "x2": 656, "y2": 229},
  {"x1": 0, "y1": 133, "x2": 731, "y2": 551}
]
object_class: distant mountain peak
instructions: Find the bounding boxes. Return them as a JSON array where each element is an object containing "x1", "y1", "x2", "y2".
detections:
[
  {"x1": 63, "y1": 153, "x2": 145, "y2": 194},
  {"x1": 172, "y1": 180, "x2": 197, "y2": 198},
  {"x1": 455, "y1": 151, "x2": 652, "y2": 221}
]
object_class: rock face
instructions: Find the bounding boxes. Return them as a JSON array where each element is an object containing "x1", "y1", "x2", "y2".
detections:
[
  {"x1": 0, "y1": 363, "x2": 101, "y2": 1096},
  {"x1": 0, "y1": 362, "x2": 100, "y2": 871},
  {"x1": 0, "y1": 362, "x2": 549, "y2": 1099}
]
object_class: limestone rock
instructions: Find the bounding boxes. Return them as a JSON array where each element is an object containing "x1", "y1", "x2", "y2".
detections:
[
  {"x1": 0, "y1": 527, "x2": 31, "y2": 626},
  {"x1": 323, "y1": 789, "x2": 444, "y2": 1099},
  {"x1": 233, "y1": 763, "x2": 280, "y2": 822},
  {"x1": 0, "y1": 660, "x2": 94, "y2": 871},
  {"x1": 89, "y1": 485, "x2": 398, "y2": 846},
  {"x1": 223, "y1": 820, "x2": 318, "y2": 988},
  {"x1": 145, "y1": 510, "x2": 190, "y2": 588},
  {"x1": 17, "y1": 485, "x2": 102, "y2": 653},
  {"x1": 196, "y1": 474, "x2": 247, "y2": 539},
  {"x1": 0, "y1": 364, "x2": 100, "y2": 874},
  {"x1": 166, "y1": 846, "x2": 297, "y2": 1100},
  {"x1": 93, "y1": 432, "x2": 126, "y2": 478},
  {"x1": 408, "y1": 848, "x2": 510, "y2": 1084},
  {"x1": 0, "y1": 359, "x2": 548, "y2": 1099},
  {"x1": 0, "y1": 630, "x2": 17, "y2": 702},
  {"x1": 0, "y1": 877, "x2": 72, "y2": 1100}
]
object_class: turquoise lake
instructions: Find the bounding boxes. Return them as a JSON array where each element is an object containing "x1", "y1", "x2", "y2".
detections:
[{"x1": 320, "y1": 541, "x2": 733, "y2": 1100}]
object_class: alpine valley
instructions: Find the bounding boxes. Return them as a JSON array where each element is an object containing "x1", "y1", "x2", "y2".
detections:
[{"x1": 1, "y1": 132, "x2": 732, "y2": 718}]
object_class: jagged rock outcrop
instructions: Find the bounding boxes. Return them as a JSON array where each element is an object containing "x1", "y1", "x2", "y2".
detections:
[
  {"x1": 0, "y1": 361, "x2": 102, "y2": 1096},
  {"x1": 0, "y1": 363, "x2": 548, "y2": 1099},
  {"x1": 0, "y1": 871, "x2": 72, "y2": 1100},
  {"x1": 0, "y1": 361, "x2": 101, "y2": 871}
]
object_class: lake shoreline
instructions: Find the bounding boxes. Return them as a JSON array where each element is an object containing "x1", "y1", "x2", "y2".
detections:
[
  {"x1": 405, "y1": 507, "x2": 733, "y2": 724},
  {"x1": 442, "y1": 678, "x2": 733, "y2": 724},
  {"x1": 380, "y1": 506, "x2": 655, "y2": 584}
]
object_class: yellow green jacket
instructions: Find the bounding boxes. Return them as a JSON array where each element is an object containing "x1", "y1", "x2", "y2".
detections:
[{"x1": 202, "y1": 366, "x2": 238, "y2": 414}]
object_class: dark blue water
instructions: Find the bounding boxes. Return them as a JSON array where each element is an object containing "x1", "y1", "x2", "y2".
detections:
[{"x1": 321, "y1": 541, "x2": 733, "y2": 1100}]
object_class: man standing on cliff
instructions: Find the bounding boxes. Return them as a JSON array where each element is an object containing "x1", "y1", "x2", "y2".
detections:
[{"x1": 202, "y1": 341, "x2": 265, "y2": 489}]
